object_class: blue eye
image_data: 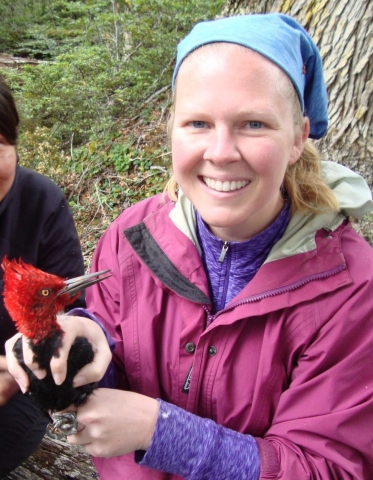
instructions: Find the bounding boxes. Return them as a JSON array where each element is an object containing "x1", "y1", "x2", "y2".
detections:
[
  {"x1": 191, "y1": 121, "x2": 206, "y2": 128},
  {"x1": 248, "y1": 121, "x2": 263, "y2": 129}
]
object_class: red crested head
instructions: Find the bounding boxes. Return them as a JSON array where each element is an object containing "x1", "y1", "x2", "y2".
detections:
[{"x1": 1, "y1": 257, "x2": 80, "y2": 342}]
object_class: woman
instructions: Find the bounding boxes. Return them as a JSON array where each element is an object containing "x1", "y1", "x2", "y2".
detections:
[
  {"x1": 6, "y1": 14, "x2": 373, "y2": 479},
  {"x1": 0, "y1": 80, "x2": 86, "y2": 477}
]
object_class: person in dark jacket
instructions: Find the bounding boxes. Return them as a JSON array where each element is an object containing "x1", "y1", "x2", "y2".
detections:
[{"x1": 0, "y1": 79, "x2": 85, "y2": 477}]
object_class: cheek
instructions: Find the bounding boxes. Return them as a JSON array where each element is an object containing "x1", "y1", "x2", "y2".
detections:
[
  {"x1": 0, "y1": 146, "x2": 17, "y2": 180},
  {"x1": 247, "y1": 140, "x2": 293, "y2": 178},
  {"x1": 171, "y1": 140, "x2": 184, "y2": 179},
  {"x1": 171, "y1": 135, "x2": 199, "y2": 177}
]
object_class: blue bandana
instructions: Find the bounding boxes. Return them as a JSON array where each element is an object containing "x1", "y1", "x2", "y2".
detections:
[{"x1": 172, "y1": 13, "x2": 328, "y2": 139}]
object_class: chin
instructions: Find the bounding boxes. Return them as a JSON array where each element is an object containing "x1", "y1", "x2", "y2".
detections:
[{"x1": 199, "y1": 212, "x2": 241, "y2": 231}]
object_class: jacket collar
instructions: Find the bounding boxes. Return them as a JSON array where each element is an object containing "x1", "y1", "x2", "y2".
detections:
[
  {"x1": 169, "y1": 161, "x2": 373, "y2": 264},
  {"x1": 123, "y1": 160, "x2": 371, "y2": 317}
]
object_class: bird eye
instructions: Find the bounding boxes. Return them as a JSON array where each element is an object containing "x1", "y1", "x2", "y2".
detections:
[{"x1": 40, "y1": 288, "x2": 52, "y2": 297}]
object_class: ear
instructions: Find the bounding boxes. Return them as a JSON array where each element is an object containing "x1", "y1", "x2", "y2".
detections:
[{"x1": 288, "y1": 117, "x2": 311, "y2": 166}]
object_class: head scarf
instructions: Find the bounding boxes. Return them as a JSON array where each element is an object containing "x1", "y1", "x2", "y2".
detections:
[{"x1": 173, "y1": 13, "x2": 328, "y2": 139}]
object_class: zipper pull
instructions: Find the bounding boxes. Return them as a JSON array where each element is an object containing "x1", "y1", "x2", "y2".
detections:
[{"x1": 218, "y1": 241, "x2": 229, "y2": 263}]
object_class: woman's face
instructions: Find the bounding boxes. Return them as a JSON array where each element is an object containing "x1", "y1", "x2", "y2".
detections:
[
  {"x1": 171, "y1": 44, "x2": 309, "y2": 241},
  {"x1": 0, "y1": 135, "x2": 17, "y2": 202}
]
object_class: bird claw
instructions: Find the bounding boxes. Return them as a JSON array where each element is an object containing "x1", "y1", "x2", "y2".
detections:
[{"x1": 48, "y1": 412, "x2": 78, "y2": 438}]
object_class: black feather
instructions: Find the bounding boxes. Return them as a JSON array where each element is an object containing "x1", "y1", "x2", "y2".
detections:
[{"x1": 13, "y1": 334, "x2": 97, "y2": 412}]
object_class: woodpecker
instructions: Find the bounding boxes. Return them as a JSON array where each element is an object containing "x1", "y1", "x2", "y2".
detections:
[{"x1": 2, "y1": 257, "x2": 111, "y2": 434}]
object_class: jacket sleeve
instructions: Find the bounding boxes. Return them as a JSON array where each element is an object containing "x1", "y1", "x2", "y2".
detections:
[
  {"x1": 86, "y1": 221, "x2": 130, "y2": 389},
  {"x1": 138, "y1": 399, "x2": 261, "y2": 480},
  {"x1": 257, "y1": 240, "x2": 373, "y2": 479},
  {"x1": 86, "y1": 196, "x2": 169, "y2": 390}
]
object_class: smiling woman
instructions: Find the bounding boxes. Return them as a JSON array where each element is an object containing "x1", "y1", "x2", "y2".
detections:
[
  {"x1": 171, "y1": 43, "x2": 310, "y2": 241},
  {"x1": 5, "y1": 13, "x2": 373, "y2": 480}
]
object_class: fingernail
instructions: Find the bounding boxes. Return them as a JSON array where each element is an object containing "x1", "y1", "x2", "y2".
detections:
[
  {"x1": 73, "y1": 375, "x2": 84, "y2": 388},
  {"x1": 34, "y1": 369, "x2": 46, "y2": 380},
  {"x1": 17, "y1": 380, "x2": 27, "y2": 393},
  {"x1": 53, "y1": 374, "x2": 63, "y2": 385}
]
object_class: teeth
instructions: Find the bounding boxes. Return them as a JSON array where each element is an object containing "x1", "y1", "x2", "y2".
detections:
[{"x1": 203, "y1": 177, "x2": 249, "y2": 192}]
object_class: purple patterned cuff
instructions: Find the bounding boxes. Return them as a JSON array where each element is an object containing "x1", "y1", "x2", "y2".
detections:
[{"x1": 137, "y1": 399, "x2": 260, "y2": 480}]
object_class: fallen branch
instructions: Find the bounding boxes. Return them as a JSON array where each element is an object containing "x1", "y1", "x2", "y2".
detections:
[{"x1": 3, "y1": 434, "x2": 98, "y2": 480}]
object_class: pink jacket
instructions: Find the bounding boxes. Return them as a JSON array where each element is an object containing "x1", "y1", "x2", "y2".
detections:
[{"x1": 87, "y1": 177, "x2": 373, "y2": 479}]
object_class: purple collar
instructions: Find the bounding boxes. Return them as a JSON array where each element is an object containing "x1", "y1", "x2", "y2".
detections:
[{"x1": 196, "y1": 202, "x2": 292, "y2": 314}]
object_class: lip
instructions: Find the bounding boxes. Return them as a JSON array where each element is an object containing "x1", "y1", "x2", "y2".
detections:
[{"x1": 201, "y1": 176, "x2": 250, "y2": 193}]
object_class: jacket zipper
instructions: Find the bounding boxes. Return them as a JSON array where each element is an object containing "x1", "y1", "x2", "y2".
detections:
[
  {"x1": 186, "y1": 264, "x2": 347, "y2": 391},
  {"x1": 204, "y1": 263, "x2": 347, "y2": 325},
  {"x1": 219, "y1": 241, "x2": 231, "y2": 311},
  {"x1": 218, "y1": 241, "x2": 229, "y2": 263}
]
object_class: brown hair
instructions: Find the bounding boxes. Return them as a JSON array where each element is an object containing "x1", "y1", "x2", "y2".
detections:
[{"x1": 0, "y1": 79, "x2": 19, "y2": 145}]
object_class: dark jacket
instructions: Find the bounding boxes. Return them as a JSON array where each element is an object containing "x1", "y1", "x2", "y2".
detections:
[{"x1": 0, "y1": 164, "x2": 85, "y2": 354}]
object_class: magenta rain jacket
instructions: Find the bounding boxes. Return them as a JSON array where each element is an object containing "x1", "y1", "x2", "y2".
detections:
[{"x1": 87, "y1": 162, "x2": 373, "y2": 479}]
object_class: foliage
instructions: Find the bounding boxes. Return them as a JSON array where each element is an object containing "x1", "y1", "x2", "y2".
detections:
[
  {"x1": 0, "y1": 0, "x2": 224, "y2": 266},
  {"x1": 2, "y1": 0, "x2": 224, "y2": 146},
  {"x1": 61, "y1": 125, "x2": 171, "y2": 266}
]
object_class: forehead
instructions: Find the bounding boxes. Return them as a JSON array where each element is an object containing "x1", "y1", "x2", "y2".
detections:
[
  {"x1": 175, "y1": 43, "x2": 293, "y2": 99},
  {"x1": 174, "y1": 43, "x2": 293, "y2": 108}
]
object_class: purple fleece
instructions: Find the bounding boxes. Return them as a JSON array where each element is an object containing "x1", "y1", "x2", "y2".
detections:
[
  {"x1": 196, "y1": 201, "x2": 291, "y2": 313},
  {"x1": 137, "y1": 400, "x2": 261, "y2": 479}
]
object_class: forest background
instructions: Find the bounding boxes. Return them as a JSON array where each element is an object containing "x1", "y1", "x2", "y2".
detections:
[
  {"x1": 0, "y1": 0, "x2": 225, "y2": 267},
  {"x1": 0, "y1": 0, "x2": 372, "y2": 272}
]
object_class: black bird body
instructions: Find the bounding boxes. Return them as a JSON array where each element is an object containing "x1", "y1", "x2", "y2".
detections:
[{"x1": 13, "y1": 335, "x2": 97, "y2": 411}]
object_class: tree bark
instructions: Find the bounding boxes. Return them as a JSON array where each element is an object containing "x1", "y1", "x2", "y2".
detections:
[
  {"x1": 225, "y1": 0, "x2": 373, "y2": 244},
  {"x1": 3, "y1": 435, "x2": 98, "y2": 480}
]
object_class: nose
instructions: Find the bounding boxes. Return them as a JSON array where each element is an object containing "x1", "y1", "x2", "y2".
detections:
[{"x1": 203, "y1": 126, "x2": 241, "y2": 165}]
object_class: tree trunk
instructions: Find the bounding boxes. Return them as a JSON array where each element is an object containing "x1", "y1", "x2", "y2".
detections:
[
  {"x1": 225, "y1": 0, "x2": 373, "y2": 245},
  {"x1": 3, "y1": 435, "x2": 98, "y2": 480}
]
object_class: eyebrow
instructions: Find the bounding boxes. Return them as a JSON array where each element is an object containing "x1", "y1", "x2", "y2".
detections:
[
  {"x1": 174, "y1": 106, "x2": 282, "y2": 127},
  {"x1": 235, "y1": 108, "x2": 280, "y2": 121}
]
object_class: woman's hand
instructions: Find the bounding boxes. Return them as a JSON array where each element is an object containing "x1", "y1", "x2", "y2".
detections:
[
  {"x1": 5, "y1": 315, "x2": 112, "y2": 391},
  {"x1": 0, "y1": 355, "x2": 19, "y2": 405},
  {"x1": 67, "y1": 388, "x2": 159, "y2": 458}
]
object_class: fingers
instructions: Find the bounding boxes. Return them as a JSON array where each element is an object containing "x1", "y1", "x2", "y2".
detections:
[
  {"x1": 64, "y1": 389, "x2": 160, "y2": 458},
  {"x1": 4, "y1": 334, "x2": 30, "y2": 392},
  {"x1": 5, "y1": 335, "x2": 46, "y2": 385},
  {"x1": 72, "y1": 329, "x2": 112, "y2": 388},
  {"x1": 5, "y1": 315, "x2": 112, "y2": 390},
  {"x1": 50, "y1": 315, "x2": 112, "y2": 387}
]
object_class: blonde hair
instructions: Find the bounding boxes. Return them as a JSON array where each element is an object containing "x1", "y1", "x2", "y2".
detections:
[
  {"x1": 283, "y1": 140, "x2": 339, "y2": 214},
  {"x1": 164, "y1": 44, "x2": 339, "y2": 215}
]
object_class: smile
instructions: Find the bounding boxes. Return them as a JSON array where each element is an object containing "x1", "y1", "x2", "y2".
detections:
[{"x1": 202, "y1": 177, "x2": 249, "y2": 192}]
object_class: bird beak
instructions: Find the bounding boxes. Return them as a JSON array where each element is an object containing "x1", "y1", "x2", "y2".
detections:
[{"x1": 57, "y1": 269, "x2": 112, "y2": 297}]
